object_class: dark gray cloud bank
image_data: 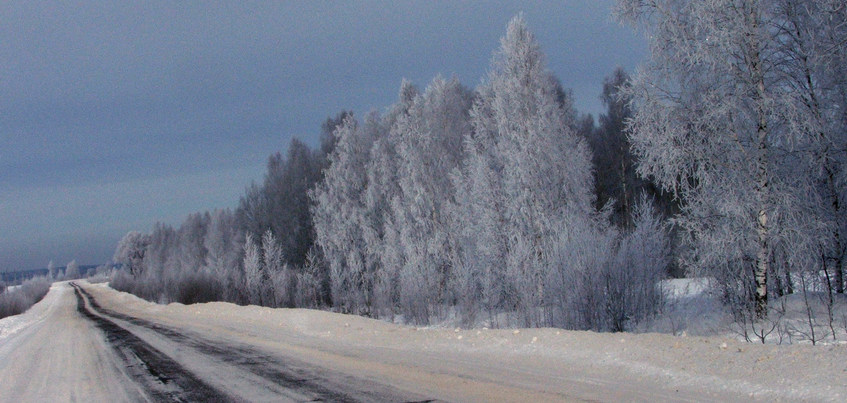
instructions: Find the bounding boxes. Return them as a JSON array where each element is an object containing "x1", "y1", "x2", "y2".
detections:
[{"x1": 0, "y1": 1, "x2": 645, "y2": 271}]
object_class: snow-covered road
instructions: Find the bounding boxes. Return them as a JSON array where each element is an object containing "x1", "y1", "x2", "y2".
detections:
[{"x1": 1, "y1": 281, "x2": 844, "y2": 402}]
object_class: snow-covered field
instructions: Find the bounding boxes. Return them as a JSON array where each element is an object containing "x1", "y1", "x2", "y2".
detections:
[{"x1": 1, "y1": 280, "x2": 846, "y2": 402}]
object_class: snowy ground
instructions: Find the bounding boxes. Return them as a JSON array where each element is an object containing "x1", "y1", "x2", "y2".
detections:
[
  {"x1": 1, "y1": 281, "x2": 846, "y2": 402},
  {"x1": 656, "y1": 278, "x2": 847, "y2": 344}
]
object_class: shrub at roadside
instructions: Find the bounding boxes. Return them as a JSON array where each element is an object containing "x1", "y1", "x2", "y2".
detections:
[{"x1": 0, "y1": 277, "x2": 52, "y2": 320}]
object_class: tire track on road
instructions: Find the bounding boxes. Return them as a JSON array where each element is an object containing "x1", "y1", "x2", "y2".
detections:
[
  {"x1": 70, "y1": 282, "x2": 231, "y2": 402},
  {"x1": 75, "y1": 283, "x2": 437, "y2": 403}
]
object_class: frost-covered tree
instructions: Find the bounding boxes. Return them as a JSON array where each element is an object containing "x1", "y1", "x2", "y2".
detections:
[
  {"x1": 312, "y1": 81, "x2": 423, "y2": 316},
  {"x1": 771, "y1": 0, "x2": 847, "y2": 294},
  {"x1": 317, "y1": 110, "x2": 353, "y2": 173},
  {"x1": 263, "y1": 229, "x2": 293, "y2": 308},
  {"x1": 144, "y1": 223, "x2": 177, "y2": 282},
  {"x1": 114, "y1": 231, "x2": 151, "y2": 277},
  {"x1": 387, "y1": 76, "x2": 474, "y2": 323},
  {"x1": 65, "y1": 259, "x2": 79, "y2": 280},
  {"x1": 311, "y1": 114, "x2": 373, "y2": 312},
  {"x1": 451, "y1": 146, "x2": 510, "y2": 325},
  {"x1": 361, "y1": 80, "x2": 417, "y2": 316},
  {"x1": 616, "y1": 0, "x2": 845, "y2": 317},
  {"x1": 295, "y1": 248, "x2": 323, "y2": 308},
  {"x1": 204, "y1": 209, "x2": 242, "y2": 298},
  {"x1": 204, "y1": 209, "x2": 238, "y2": 275},
  {"x1": 177, "y1": 212, "x2": 210, "y2": 273},
  {"x1": 459, "y1": 14, "x2": 595, "y2": 326},
  {"x1": 607, "y1": 196, "x2": 670, "y2": 330},
  {"x1": 242, "y1": 233, "x2": 263, "y2": 306},
  {"x1": 47, "y1": 260, "x2": 56, "y2": 280}
]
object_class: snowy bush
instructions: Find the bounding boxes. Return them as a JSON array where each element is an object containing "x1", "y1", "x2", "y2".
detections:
[
  {"x1": 110, "y1": 270, "x2": 163, "y2": 303},
  {"x1": 0, "y1": 277, "x2": 51, "y2": 320},
  {"x1": 605, "y1": 196, "x2": 669, "y2": 331}
]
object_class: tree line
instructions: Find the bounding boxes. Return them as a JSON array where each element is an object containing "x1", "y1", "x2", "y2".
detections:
[{"x1": 111, "y1": 2, "x2": 846, "y2": 332}]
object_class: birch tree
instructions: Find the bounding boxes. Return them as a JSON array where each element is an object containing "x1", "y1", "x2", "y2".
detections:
[{"x1": 616, "y1": 0, "x2": 845, "y2": 317}]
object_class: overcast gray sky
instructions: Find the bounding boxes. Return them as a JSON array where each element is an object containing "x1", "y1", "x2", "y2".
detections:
[{"x1": 0, "y1": 1, "x2": 645, "y2": 272}]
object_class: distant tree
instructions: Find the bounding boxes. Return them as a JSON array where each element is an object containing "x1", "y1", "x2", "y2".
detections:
[
  {"x1": 47, "y1": 260, "x2": 56, "y2": 280},
  {"x1": 317, "y1": 110, "x2": 353, "y2": 172},
  {"x1": 590, "y1": 69, "x2": 636, "y2": 226},
  {"x1": 114, "y1": 231, "x2": 151, "y2": 277},
  {"x1": 262, "y1": 229, "x2": 291, "y2": 308},
  {"x1": 177, "y1": 212, "x2": 210, "y2": 272},
  {"x1": 574, "y1": 113, "x2": 595, "y2": 140},
  {"x1": 581, "y1": 68, "x2": 679, "y2": 229},
  {"x1": 277, "y1": 139, "x2": 321, "y2": 267},
  {"x1": 93, "y1": 264, "x2": 111, "y2": 278},
  {"x1": 238, "y1": 138, "x2": 321, "y2": 268},
  {"x1": 65, "y1": 259, "x2": 79, "y2": 280},
  {"x1": 242, "y1": 233, "x2": 262, "y2": 306}
]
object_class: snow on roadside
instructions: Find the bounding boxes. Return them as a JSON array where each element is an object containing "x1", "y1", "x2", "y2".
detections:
[
  {"x1": 86, "y1": 281, "x2": 847, "y2": 402},
  {"x1": 0, "y1": 282, "x2": 63, "y2": 342}
]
